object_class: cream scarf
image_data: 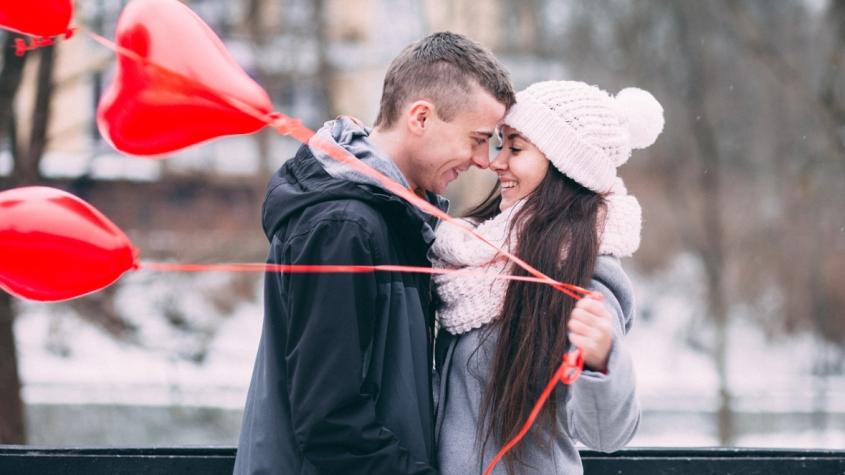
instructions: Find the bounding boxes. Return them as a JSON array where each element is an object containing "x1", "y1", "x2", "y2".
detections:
[
  {"x1": 432, "y1": 185, "x2": 640, "y2": 335},
  {"x1": 431, "y1": 202, "x2": 524, "y2": 335}
]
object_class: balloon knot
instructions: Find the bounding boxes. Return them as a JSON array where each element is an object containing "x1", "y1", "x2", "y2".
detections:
[
  {"x1": 130, "y1": 247, "x2": 142, "y2": 270},
  {"x1": 14, "y1": 36, "x2": 56, "y2": 56},
  {"x1": 14, "y1": 38, "x2": 26, "y2": 56},
  {"x1": 269, "y1": 113, "x2": 303, "y2": 136},
  {"x1": 12, "y1": 28, "x2": 76, "y2": 57}
]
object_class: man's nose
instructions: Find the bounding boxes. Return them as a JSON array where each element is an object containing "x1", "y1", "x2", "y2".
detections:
[{"x1": 471, "y1": 148, "x2": 490, "y2": 169}]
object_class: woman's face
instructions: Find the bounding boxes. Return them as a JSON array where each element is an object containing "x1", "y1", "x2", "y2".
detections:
[{"x1": 490, "y1": 126, "x2": 549, "y2": 211}]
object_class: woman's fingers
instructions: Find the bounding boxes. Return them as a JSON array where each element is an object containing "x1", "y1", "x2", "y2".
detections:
[
  {"x1": 567, "y1": 315, "x2": 601, "y2": 338},
  {"x1": 568, "y1": 296, "x2": 613, "y2": 372},
  {"x1": 569, "y1": 306, "x2": 611, "y2": 333},
  {"x1": 574, "y1": 296, "x2": 607, "y2": 318}
]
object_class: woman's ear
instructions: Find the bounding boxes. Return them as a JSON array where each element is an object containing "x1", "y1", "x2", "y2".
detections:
[{"x1": 406, "y1": 100, "x2": 435, "y2": 136}]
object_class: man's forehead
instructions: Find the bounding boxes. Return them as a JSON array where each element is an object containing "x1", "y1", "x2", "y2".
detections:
[{"x1": 464, "y1": 85, "x2": 507, "y2": 118}]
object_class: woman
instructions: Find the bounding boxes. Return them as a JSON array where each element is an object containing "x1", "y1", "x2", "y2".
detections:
[{"x1": 432, "y1": 80, "x2": 664, "y2": 474}]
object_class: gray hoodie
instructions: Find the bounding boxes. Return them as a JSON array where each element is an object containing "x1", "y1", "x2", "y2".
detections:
[
  {"x1": 310, "y1": 116, "x2": 411, "y2": 189},
  {"x1": 309, "y1": 116, "x2": 448, "y2": 242},
  {"x1": 435, "y1": 256, "x2": 640, "y2": 475}
]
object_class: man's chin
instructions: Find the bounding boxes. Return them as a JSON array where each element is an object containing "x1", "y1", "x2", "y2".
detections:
[
  {"x1": 420, "y1": 174, "x2": 456, "y2": 195},
  {"x1": 431, "y1": 180, "x2": 451, "y2": 195}
]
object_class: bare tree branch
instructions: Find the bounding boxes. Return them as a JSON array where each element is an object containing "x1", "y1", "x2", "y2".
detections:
[
  {"x1": 671, "y1": 0, "x2": 734, "y2": 445},
  {"x1": 723, "y1": 1, "x2": 845, "y2": 159},
  {"x1": 820, "y1": 0, "x2": 845, "y2": 124}
]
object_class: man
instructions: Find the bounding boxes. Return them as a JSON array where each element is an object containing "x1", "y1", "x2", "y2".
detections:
[{"x1": 234, "y1": 32, "x2": 514, "y2": 474}]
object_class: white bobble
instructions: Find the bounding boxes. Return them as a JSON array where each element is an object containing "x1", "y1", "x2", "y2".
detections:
[{"x1": 615, "y1": 87, "x2": 664, "y2": 149}]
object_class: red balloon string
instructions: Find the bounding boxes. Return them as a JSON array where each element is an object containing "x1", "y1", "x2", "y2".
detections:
[{"x1": 139, "y1": 261, "x2": 592, "y2": 300}]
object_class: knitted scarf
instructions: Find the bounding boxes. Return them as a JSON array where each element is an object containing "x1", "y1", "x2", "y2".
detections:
[
  {"x1": 431, "y1": 202, "x2": 524, "y2": 335},
  {"x1": 433, "y1": 186, "x2": 640, "y2": 335}
]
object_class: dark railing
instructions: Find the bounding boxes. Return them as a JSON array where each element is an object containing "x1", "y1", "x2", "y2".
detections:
[{"x1": 1, "y1": 446, "x2": 844, "y2": 474}]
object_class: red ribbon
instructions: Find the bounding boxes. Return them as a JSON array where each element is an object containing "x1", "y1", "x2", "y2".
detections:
[{"x1": 139, "y1": 262, "x2": 593, "y2": 296}]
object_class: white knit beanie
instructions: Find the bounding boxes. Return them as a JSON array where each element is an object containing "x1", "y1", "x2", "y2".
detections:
[{"x1": 503, "y1": 80, "x2": 664, "y2": 257}]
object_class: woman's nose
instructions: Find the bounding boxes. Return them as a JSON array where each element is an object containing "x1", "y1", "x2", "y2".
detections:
[{"x1": 489, "y1": 152, "x2": 507, "y2": 171}]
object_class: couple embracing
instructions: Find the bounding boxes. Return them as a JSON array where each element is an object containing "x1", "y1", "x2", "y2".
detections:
[{"x1": 234, "y1": 31, "x2": 663, "y2": 475}]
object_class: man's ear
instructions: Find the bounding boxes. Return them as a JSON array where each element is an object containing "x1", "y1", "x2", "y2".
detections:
[{"x1": 406, "y1": 100, "x2": 435, "y2": 136}]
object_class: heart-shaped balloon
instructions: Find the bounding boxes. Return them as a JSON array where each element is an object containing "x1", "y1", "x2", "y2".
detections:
[
  {"x1": 0, "y1": 187, "x2": 138, "y2": 302},
  {"x1": 97, "y1": 0, "x2": 273, "y2": 156},
  {"x1": 0, "y1": 0, "x2": 73, "y2": 37}
]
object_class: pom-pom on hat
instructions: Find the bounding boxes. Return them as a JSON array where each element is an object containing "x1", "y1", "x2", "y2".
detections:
[{"x1": 503, "y1": 80, "x2": 664, "y2": 193}]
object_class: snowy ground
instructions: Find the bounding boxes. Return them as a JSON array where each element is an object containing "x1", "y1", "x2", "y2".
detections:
[{"x1": 13, "y1": 254, "x2": 845, "y2": 448}]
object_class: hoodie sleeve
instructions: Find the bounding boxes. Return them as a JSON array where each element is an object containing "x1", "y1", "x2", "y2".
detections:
[
  {"x1": 564, "y1": 257, "x2": 641, "y2": 452},
  {"x1": 281, "y1": 217, "x2": 437, "y2": 475}
]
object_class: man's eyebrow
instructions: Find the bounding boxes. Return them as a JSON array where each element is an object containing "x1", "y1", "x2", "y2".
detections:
[
  {"x1": 472, "y1": 131, "x2": 494, "y2": 138},
  {"x1": 507, "y1": 133, "x2": 521, "y2": 141}
]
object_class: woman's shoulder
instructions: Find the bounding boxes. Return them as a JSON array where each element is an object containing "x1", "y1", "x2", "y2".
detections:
[
  {"x1": 593, "y1": 256, "x2": 628, "y2": 282},
  {"x1": 591, "y1": 256, "x2": 636, "y2": 332}
]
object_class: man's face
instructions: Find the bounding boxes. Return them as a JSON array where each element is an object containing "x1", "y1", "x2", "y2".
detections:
[{"x1": 409, "y1": 87, "x2": 506, "y2": 194}]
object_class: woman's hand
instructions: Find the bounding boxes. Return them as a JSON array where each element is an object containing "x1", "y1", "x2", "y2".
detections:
[{"x1": 567, "y1": 294, "x2": 614, "y2": 373}]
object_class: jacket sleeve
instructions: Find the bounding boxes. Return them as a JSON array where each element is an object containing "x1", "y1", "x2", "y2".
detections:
[
  {"x1": 280, "y1": 217, "x2": 437, "y2": 475},
  {"x1": 564, "y1": 258, "x2": 641, "y2": 452}
]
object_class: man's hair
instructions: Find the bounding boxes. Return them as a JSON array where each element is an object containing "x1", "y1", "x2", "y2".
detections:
[{"x1": 373, "y1": 32, "x2": 515, "y2": 128}]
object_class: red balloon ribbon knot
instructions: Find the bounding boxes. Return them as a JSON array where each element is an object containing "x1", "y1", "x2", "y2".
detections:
[{"x1": 13, "y1": 27, "x2": 76, "y2": 56}]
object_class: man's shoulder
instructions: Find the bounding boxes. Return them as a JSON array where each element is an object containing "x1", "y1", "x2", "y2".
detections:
[
  {"x1": 305, "y1": 196, "x2": 387, "y2": 224},
  {"x1": 288, "y1": 196, "x2": 390, "y2": 242}
]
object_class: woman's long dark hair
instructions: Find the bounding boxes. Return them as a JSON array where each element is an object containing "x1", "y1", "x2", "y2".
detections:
[{"x1": 465, "y1": 166, "x2": 605, "y2": 474}]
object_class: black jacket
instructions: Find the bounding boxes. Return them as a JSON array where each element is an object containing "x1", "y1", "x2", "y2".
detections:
[{"x1": 234, "y1": 145, "x2": 443, "y2": 474}]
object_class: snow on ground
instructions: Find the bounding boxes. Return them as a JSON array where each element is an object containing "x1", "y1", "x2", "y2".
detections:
[
  {"x1": 627, "y1": 253, "x2": 845, "y2": 415},
  {"x1": 12, "y1": 254, "x2": 845, "y2": 447},
  {"x1": 17, "y1": 272, "x2": 262, "y2": 409}
]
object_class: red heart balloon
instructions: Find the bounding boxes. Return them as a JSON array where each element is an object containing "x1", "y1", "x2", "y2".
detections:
[
  {"x1": 97, "y1": 0, "x2": 273, "y2": 156},
  {"x1": 0, "y1": 0, "x2": 73, "y2": 37},
  {"x1": 0, "y1": 187, "x2": 138, "y2": 302}
]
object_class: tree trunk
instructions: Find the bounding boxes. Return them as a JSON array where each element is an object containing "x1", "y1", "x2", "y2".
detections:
[
  {"x1": 0, "y1": 34, "x2": 26, "y2": 130},
  {"x1": 672, "y1": 2, "x2": 734, "y2": 445},
  {"x1": 0, "y1": 293, "x2": 26, "y2": 444},
  {"x1": 17, "y1": 43, "x2": 57, "y2": 185},
  {"x1": 0, "y1": 32, "x2": 30, "y2": 444},
  {"x1": 0, "y1": 33, "x2": 27, "y2": 187},
  {"x1": 0, "y1": 33, "x2": 57, "y2": 446}
]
